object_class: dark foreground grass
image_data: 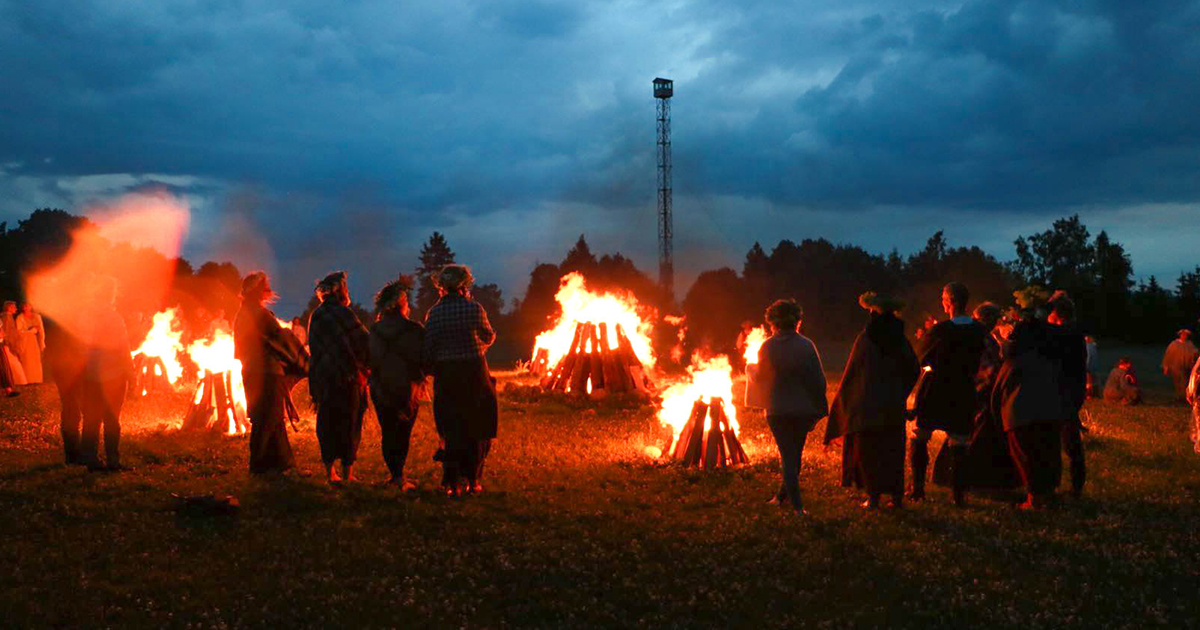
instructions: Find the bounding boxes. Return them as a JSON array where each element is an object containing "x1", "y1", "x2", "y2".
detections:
[{"x1": 1, "y1": 345, "x2": 1198, "y2": 629}]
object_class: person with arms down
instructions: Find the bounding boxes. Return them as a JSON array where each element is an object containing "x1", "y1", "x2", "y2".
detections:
[
  {"x1": 369, "y1": 276, "x2": 426, "y2": 490},
  {"x1": 909, "y1": 282, "x2": 989, "y2": 506},
  {"x1": 234, "y1": 272, "x2": 309, "y2": 475},
  {"x1": 423, "y1": 264, "x2": 498, "y2": 497},
  {"x1": 15, "y1": 303, "x2": 45, "y2": 383},
  {"x1": 308, "y1": 271, "x2": 370, "y2": 484},
  {"x1": 1, "y1": 301, "x2": 27, "y2": 386},
  {"x1": 825, "y1": 293, "x2": 920, "y2": 510},
  {"x1": 1047, "y1": 291, "x2": 1088, "y2": 498},
  {"x1": 1162, "y1": 329, "x2": 1198, "y2": 402},
  {"x1": 78, "y1": 276, "x2": 134, "y2": 472},
  {"x1": 750, "y1": 299, "x2": 826, "y2": 515}
]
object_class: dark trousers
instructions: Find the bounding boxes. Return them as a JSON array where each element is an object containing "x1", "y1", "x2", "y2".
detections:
[
  {"x1": 372, "y1": 393, "x2": 417, "y2": 480},
  {"x1": 81, "y1": 377, "x2": 126, "y2": 467},
  {"x1": 56, "y1": 375, "x2": 84, "y2": 464},
  {"x1": 316, "y1": 382, "x2": 367, "y2": 466},
  {"x1": 767, "y1": 414, "x2": 812, "y2": 509},
  {"x1": 1061, "y1": 422, "x2": 1086, "y2": 494},
  {"x1": 442, "y1": 438, "x2": 490, "y2": 488},
  {"x1": 1007, "y1": 422, "x2": 1062, "y2": 496}
]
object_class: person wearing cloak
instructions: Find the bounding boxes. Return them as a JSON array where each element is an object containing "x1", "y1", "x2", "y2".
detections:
[
  {"x1": 1102, "y1": 357, "x2": 1142, "y2": 405},
  {"x1": 754, "y1": 299, "x2": 826, "y2": 515},
  {"x1": 1047, "y1": 291, "x2": 1088, "y2": 498},
  {"x1": 234, "y1": 272, "x2": 309, "y2": 475},
  {"x1": 1187, "y1": 354, "x2": 1200, "y2": 454},
  {"x1": 825, "y1": 293, "x2": 919, "y2": 510},
  {"x1": 44, "y1": 310, "x2": 87, "y2": 464},
  {"x1": 909, "y1": 282, "x2": 989, "y2": 506},
  {"x1": 78, "y1": 277, "x2": 134, "y2": 472},
  {"x1": 1, "y1": 301, "x2": 27, "y2": 386},
  {"x1": 368, "y1": 276, "x2": 426, "y2": 490},
  {"x1": 1162, "y1": 329, "x2": 1198, "y2": 401},
  {"x1": 308, "y1": 271, "x2": 370, "y2": 484},
  {"x1": 991, "y1": 291, "x2": 1070, "y2": 510},
  {"x1": 423, "y1": 264, "x2": 498, "y2": 497},
  {"x1": 14, "y1": 303, "x2": 45, "y2": 383}
]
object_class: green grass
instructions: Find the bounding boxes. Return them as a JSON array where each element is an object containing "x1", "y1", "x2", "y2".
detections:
[{"x1": 1, "y1": 345, "x2": 1198, "y2": 629}]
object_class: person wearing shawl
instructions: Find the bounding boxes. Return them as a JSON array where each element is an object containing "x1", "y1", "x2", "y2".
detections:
[
  {"x1": 909, "y1": 282, "x2": 989, "y2": 506},
  {"x1": 825, "y1": 293, "x2": 919, "y2": 510},
  {"x1": 991, "y1": 288, "x2": 1068, "y2": 510},
  {"x1": 233, "y1": 272, "x2": 310, "y2": 475},
  {"x1": 308, "y1": 271, "x2": 370, "y2": 484},
  {"x1": 1103, "y1": 357, "x2": 1142, "y2": 405},
  {"x1": 1, "y1": 301, "x2": 27, "y2": 386},
  {"x1": 78, "y1": 277, "x2": 134, "y2": 471},
  {"x1": 1162, "y1": 329, "x2": 1198, "y2": 401},
  {"x1": 423, "y1": 264, "x2": 497, "y2": 497},
  {"x1": 369, "y1": 276, "x2": 426, "y2": 490},
  {"x1": 752, "y1": 299, "x2": 827, "y2": 515},
  {"x1": 1047, "y1": 291, "x2": 1088, "y2": 498},
  {"x1": 15, "y1": 303, "x2": 46, "y2": 383}
]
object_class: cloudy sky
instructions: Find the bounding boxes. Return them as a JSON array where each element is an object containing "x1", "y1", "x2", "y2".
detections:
[{"x1": 2, "y1": 0, "x2": 1198, "y2": 314}]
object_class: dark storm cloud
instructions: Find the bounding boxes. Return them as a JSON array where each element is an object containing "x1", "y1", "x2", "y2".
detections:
[{"x1": 1, "y1": 0, "x2": 1199, "y2": 310}]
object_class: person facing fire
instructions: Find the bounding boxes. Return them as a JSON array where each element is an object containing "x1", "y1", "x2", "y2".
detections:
[
  {"x1": 909, "y1": 282, "x2": 989, "y2": 506},
  {"x1": 308, "y1": 271, "x2": 370, "y2": 484},
  {"x1": 15, "y1": 303, "x2": 45, "y2": 384},
  {"x1": 1047, "y1": 291, "x2": 1088, "y2": 498},
  {"x1": 234, "y1": 272, "x2": 309, "y2": 475},
  {"x1": 1, "y1": 300, "x2": 27, "y2": 386},
  {"x1": 825, "y1": 292, "x2": 919, "y2": 510},
  {"x1": 753, "y1": 299, "x2": 826, "y2": 516},
  {"x1": 44, "y1": 305, "x2": 87, "y2": 465},
  {"x1": 0, "y1": 309, "x2": 19, "y2": 397},
  {"x1": 78, "y1": 276, "x2": 134, "y2": 472},
  {"x1": 423, "y1": 264, "x2": 497, "y2": 497},
  {"x1": 1103, "y1": 357, "x2": 1142, "y2": 405},
  {"x1": 1162, "y1": 329, "x2": 1198, "y2": 401},
  {"x1": 369, "y1": 275, "x2": 426, "y2": 490}
]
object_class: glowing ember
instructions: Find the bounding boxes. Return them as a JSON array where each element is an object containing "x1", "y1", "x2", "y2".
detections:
[
  {"x1": 657, "y1": 355, "x2": 740, "y2": 441},
  {"x1": 130, "y1": 308, "x2": 185, "y2": 385},
  {"x1": 533, "y1": 272, "x2": 656, "y2": 370},
  {"x1": 185, "y1": 326, "x2": 249, "y2": 435},
  {"x1": 742, "y1": 326, "x2": 768, "y2": 365}
]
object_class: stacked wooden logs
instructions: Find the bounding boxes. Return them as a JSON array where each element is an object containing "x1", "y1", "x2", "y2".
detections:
[
  {"x1": 132, "y1": 354, "x2": 172, "y2": 397},
  {"x1": 669, "y1": 397, "x2": 749, "y2": 468},
  {"x1": 182, "y1": 370, "x2": 248, "y2": 434},
  {"x1": 538, "y1": 322, "x2": 654, "y2": 395}
]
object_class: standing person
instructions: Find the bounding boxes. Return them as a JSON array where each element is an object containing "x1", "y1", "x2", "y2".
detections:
[
  {"x1": 1162, "y1": 329, "x2": 1198, "y2": 401},
  {"x1": 992, "y1": 296, "x2": 1064, "y2": 510},
  {"x1": 1048, "y1": 291, "x2": 1088, "y2": 498},
  {"x1": 909, "y1": 282, "x2": 988, "y2": 506},
  {"x1": 825, "y1": 293, "x2": 920, "y2": 510},
  {"x1": 15, "y1": 303, "x2": 46, "y2": 384},
  {"x1": 290, "y1": 316, "x2": 308, "y2": 347},
  {"x1": 369, "y1": 276, "x2": 426, "y2": 490},
  {"x1": 44, "y1": 313, "x2": 87, "y2": 464},
  {"x1": 0, "y1": 313, "x2": 19, "y2": 397},
  {"x1": 308, "y1": 271, "x2": 370, "y2": 484},
  {"x1": 1, "y1": 301, "x2": 27, "y2": 385},
  {"x1": 234, "y1": 272, "x2": 309, "y2": 475},
  {"x1": 78, "y1": 277, "x2": 134, "y2": 472},
  {"x1": 750, "y1": 299, "x2": 826, "y2": 515},
  {"x1": 1084, "y1": 336, "x2": 1099, "y2": 398},
  {"x1": 1187, "y1": 354, "x2": 1200, "y2": 454},
  {"x1": 423, "y1": 264, "x2": 497, "y2": 497}
]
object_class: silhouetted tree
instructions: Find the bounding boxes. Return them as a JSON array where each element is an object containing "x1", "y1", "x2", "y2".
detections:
[{"x1": 415, "y1": 232, "x2": 456, "y2": 317}]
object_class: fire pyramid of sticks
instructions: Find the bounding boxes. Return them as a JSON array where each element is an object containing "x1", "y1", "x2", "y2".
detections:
[
  {"x1": 132, "y1": 354, "x2": 172, "y2": 396},
  {"x1": 535, "y1": 322, "x2": 654, "y2": 395},
  {"x1": 182, "y1": 369, "x2": 249, "y2": 434},
  {"x1": 668, "y1": 397, "x2": 749, "y2": 468}
]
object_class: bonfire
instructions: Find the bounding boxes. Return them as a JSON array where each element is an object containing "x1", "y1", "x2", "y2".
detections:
[
  {"x1": 657, "y1": 356, "x2": 749, "y2": 468},
  {"x1": 530, "y1": 273, "x2": 656, "y2": 396},
  {"x1": 130, "y1": 308, "x2": 186, "y2": 396},
  {"x1": 741, "y1": 325, "x2": 768, "y2": 408},
  {"x1": 181, "y1": 327, "x2": 249, "y2": 435}
]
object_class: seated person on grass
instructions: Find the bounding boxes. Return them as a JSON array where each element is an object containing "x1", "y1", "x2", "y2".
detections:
[{"x1": 1103, "y1": 357, "x2": 1142, "y2": 406}]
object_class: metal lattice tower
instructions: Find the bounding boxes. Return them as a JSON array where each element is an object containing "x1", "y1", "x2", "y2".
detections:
[{"x1": 654, "y1": 78, "x2": 674, "y2": 303}]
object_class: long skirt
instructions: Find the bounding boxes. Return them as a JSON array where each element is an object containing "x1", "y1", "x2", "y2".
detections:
[
  {"x1": 316, "y1": 381, "x2": 367, "y2": 466},
  {"x1": 16, "y1": 334, "x2": 42, "y2": 383},
  {"x1": 1006, "y1": 422, "x2": 1062, "y2": 495},
  {"x1": 245, "y1": 372, "x2": 295, "y2": 474},
  {"x1": 433, "y1": 358, "x2": 498, "y2": 487},
  {"x1": 2, "y1": 345, "x2": 26, "y2": 386},
  {"x1": 842, "y1": 425, "x2": 906, "y2": 497},
  {"x1": 0, "y1": 343, "x2": 16, "y2": 389}
]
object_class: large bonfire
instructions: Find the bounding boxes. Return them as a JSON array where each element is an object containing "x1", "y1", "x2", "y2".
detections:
[
  {"x1": 130, "y1": 308, "x2": 186, "y2": 396},
  {"x1": 530, "y1": 272, "x2": 656, "y2": 396},
  {"x1": 657, "y1": 355, "x2": 749, "y2": 468}
]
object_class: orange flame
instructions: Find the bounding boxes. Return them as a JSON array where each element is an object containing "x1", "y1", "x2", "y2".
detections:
[
  {"x1": 742, "y1": 326, "x2": 768, "y2": 365},
  {"x1": 130, "y1": 308, "x2": 186, "y2": 384},
  {"x1": 532, "y1": 272, "x2": 655, "y2": 368},
  {"x1": 657, "y1": 355, "x2": 740, "y2": 441},
  {"x1": 187, "y1": 325, "x2": 249, "y2": 435}
]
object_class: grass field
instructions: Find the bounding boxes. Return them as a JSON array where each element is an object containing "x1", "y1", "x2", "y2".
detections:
[{"x1": 1, "y1": 343, "x2": 1198, "y2": 629}]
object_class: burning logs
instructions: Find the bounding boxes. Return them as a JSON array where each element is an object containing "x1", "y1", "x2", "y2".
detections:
[
  {"x1": 132, "y1": 353, "x2": 173, "y2": 397},
  {"x1": 668, "y1": 397, "x2": 748, "y2": 468},
  {"x1": 538, "y1": 322, "x2": 654, "y2": 396},
  {"x1": 182, "y1": 369, "x2": 249, "y2": 435}
]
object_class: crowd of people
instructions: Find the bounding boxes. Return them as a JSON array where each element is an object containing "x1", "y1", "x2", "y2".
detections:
[
  {"x1": 751, "y1": 281, "x2": 1199, "y2": 515},
  {"x1": 6, "y1": 265, "x2": 1200, "y2": 504}
]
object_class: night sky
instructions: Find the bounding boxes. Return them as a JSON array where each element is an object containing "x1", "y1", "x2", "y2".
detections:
[{"x1": 2, "y1": 0, "x2": 1198, "y2": 314}]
